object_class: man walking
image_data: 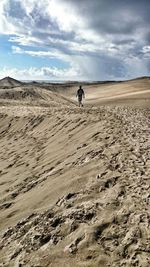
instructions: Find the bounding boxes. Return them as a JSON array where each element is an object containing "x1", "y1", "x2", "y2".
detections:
[{"x1": 76, "y1": 85, "x2": 85, "y2": 107}]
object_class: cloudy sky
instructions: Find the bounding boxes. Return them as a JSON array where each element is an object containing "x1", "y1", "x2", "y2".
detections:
[{"x1": 0, "y1": 0, "x2": 150, "y2": 80}]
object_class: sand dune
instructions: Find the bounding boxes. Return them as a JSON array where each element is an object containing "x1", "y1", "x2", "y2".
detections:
[
  {"x1": 41, "y1": 77, "x2": 150, "y2": 108},
  {"x1": 0, "y1": 77, "x2": 23, "y2": 88},
  {"x1": 0, "y1": 84, "x2": 75, "y2": 109},
  {"x1": 0, "y1": 77, "x2": 149, "y2": 267}
]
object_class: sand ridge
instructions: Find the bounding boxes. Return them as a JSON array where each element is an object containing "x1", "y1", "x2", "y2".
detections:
[{"x1": 0, "y1": 77, "x2": 149, "y2": 267}]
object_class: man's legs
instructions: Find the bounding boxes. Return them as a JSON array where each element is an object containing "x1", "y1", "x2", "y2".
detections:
[{"x1": 78, "y1": 97, "x2": 83, "y2": 107}]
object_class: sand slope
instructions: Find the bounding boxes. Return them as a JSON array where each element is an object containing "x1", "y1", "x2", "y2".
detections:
[
  {"x1": 0, "y1": 77, "x2": 149, "y2": 267},
  {"x1": 45, "y1": 77, "x2": 150, "y2": 108},
  {"x1": 0, "y1": 77, "x2": 23, "y2": 88}
]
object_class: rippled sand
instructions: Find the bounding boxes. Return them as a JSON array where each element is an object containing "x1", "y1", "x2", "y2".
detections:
[{"x1": 0, "y1": 78, "x2": 149, "y2": 267}]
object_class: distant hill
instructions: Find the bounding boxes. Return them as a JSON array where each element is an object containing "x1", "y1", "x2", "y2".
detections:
[{"x1": 0, "y1": 76, "x2": 23, "y2": 88}]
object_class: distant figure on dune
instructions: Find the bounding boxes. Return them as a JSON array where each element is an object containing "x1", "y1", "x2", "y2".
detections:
[{"x1": 76, "y1": 85, "x2": 85, "y2": 107}]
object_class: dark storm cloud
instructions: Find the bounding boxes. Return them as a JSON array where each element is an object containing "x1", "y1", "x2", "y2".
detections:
[
  {"x1": 145, "y1": 33, "x2": 150, "y2": 44},
  {"x1": 64, "y1": 0, "x2": 150, "y2": 39},
  {"x1": 5, "y1": 0, "x2": 150, "y2": 48},
  {"x1": 81, "y1": 54, "x2": 126, "y2": 80},
  {"x1": 114, "y1": 39, "x2": 135, "y2": 45},
  {"x1": 1, "y1": 0, "x2": 150, "y2": 79},
  {"x1": 62, "y1": 0, "x2": 150, "y2": 77}
]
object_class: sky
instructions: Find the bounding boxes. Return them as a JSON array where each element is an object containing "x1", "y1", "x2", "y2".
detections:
[{"x1": 0, "y1": 0, "x2": 150, "y2": 81}]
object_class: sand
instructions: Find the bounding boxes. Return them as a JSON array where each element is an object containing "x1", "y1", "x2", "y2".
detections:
[{"x1": 0, "y1": 77, "x2": 149, "y2": 267}]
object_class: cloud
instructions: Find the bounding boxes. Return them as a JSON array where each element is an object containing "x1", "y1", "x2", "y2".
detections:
[
  {"x1": 11, "y1": 45, "x2": 69, "y2": 61},
  {"x1": 0, "y1": 0, "x2": 150, "y2": 79},
  {"x1": 0, "y1": 66, "x2": 81, "y2": 80}
]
